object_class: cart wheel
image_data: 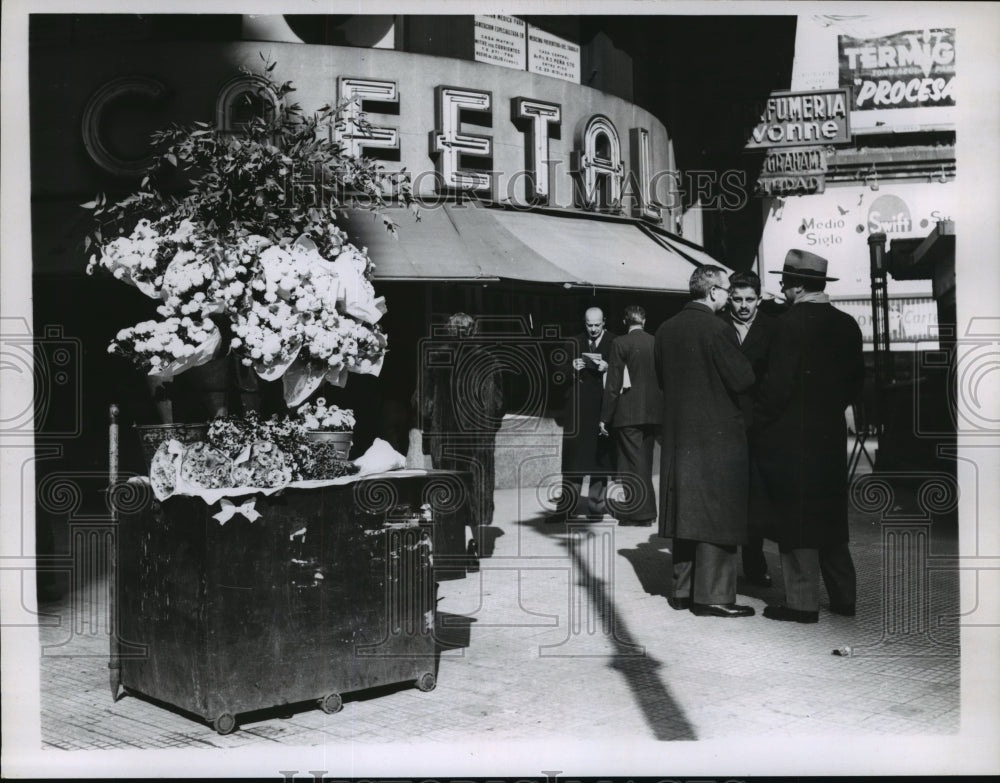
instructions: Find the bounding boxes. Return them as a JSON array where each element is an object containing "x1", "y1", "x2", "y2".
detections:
[
  {"x1": 319, "y1": 693, "x2": 343, "y2": 714},
  {"x1": 415, "y1": 672, "x2": 436, "y2": 692},
  {"x1": 213, "y1": 713, "x2": 237, "y2": 735}
]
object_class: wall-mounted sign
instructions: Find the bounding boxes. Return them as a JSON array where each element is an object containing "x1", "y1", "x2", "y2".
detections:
[
  {"x1": 839, "y1": 28, "x2": 955, "y2": 111},
  {"x1": 527, "y1": 24, "x2": 580, "y2": 84},
  {"x1": 755, "y1": 175, "x2": 826, "y2": 197},
  {"x1": 744, "y1": 89, "x2": 851, "y2": 149},
  {"x1": 833, "y1": 297, "x2": 939, "y2": 345},
  {"x1": 474, "y1": 15, "x2": 527, "y2": 71},
  {"x1": 758, "y1": 181, "x2": 955, "y2": 299}
]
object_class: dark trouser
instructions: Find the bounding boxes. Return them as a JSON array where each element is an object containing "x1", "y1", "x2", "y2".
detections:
[
  {"x1": 671, "y1": 538, "x2": 738, "y2": 605},
  {"x1": 611, "y1": 424, "x2": 658, "y2": 522},
  {"x1": 555, "y1": 474, "x2": 609, "y2": 517},
  {"x1": 741, "y1": 536, "x2": 769, "y2": 579},
  {"x1": 779, "y1": 542, "x2": 856, "y2": 612}
]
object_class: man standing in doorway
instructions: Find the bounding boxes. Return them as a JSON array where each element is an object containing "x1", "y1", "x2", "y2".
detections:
[
  {"x1": 600, "y1": 305, "x2": 662, "y2": 526},
  {"x1": 756, "y1": 249, "x2": 865, "y2": 623},
  {"x1": 721, "y1": 271, "x2": 776, "y2": 588},
  {"x1": 550, "y1": 307, "x2": 617, "y2": 523},
  {"x1": 655, "y1": 266, "x2": 756, "y2": 617}
]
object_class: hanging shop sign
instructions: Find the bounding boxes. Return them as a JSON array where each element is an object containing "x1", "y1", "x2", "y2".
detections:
[
  {"x1": 744, "y1": 89, "x2": 851, "y2": 149},
  {"x1": 474, "y1": 15, "x2": 527, "y2": 71},
  {"x1": 839, "y1": 28, "x2": 955, "y2": 112},
  {"x1": 527, "y1": 24, "x2": 581, "y2": 84},
  {"x1": 754, "y1": 146, "x2": 829, "y2": 196}
]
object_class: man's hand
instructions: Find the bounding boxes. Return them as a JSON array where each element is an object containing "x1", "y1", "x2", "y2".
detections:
[
  {"x1": 573, "y1": 358, "x2": 586, "y2": 371},
  {"x1": 596, "y1": 359, "x2": 609, "y2": 373},
  {"x1": 598, "y1": 422, "x2": 609, "y2": 437}
]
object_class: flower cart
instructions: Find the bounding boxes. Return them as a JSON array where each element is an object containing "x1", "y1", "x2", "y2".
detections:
[
  {"x1": 112, "y1": 467, "x2": 470, "y2": 735},
  {"x1": 86, "y1": 65, "x2": 465, "y2": 735}
]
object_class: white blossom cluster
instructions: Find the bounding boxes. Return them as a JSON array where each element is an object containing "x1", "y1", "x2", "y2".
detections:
[
  {"x1": 296, "y1": 397, "x2": 356, "y2": 432},
  {"x1": 109, "y1": 316, "x2": 220, "y2": 376},
  {"x1": 85, "y1": 217, "x2": 180, "y2": 297}
]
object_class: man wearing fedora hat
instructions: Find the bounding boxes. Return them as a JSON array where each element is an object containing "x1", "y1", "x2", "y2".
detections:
[{"x1": 754, "y1": 249, "x2": 865, "y2": 623}]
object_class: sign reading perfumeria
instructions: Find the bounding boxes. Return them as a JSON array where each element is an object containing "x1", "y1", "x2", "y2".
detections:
[
  {"x1": 744, "y1": 89, "x2": 851, "y2": 149},
  {"x1": 839, "y1": 28, "x2": 955, "y2": 111}
]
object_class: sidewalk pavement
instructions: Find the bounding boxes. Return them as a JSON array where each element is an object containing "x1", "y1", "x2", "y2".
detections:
[{"x1": 34, "y1": 471, "x2": 960, "y2": 756}]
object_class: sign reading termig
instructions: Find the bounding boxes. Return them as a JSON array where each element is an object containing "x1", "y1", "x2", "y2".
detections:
[{"x1": 744, "y1": 89, "x2": 851, "y2": 149}]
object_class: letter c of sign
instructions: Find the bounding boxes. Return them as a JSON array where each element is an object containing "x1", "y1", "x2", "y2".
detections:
[{"x1": 81, "y1": 76, "x2": 168, "y2": 177}]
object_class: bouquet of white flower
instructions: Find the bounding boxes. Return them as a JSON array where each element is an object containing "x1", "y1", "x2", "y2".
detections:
[{"x1": 83, "y1": 60, "x2": 411, "y2": 412}]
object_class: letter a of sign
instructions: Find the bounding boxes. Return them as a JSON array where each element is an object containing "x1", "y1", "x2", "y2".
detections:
[
  {"x1": 337, "y1": 77, "x2": 400, "y2": 159},
  {"x1": 571, "y1": 114, "x2": 624, "y2": 212},
  {"x1": 512, "y1": 97, "x2": 561, "y2": 202},
  {"x1": 429, "y1": 86, "x2": 493, "y2": 194}
]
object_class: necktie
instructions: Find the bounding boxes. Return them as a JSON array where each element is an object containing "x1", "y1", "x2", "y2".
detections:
[{"x1": 589, "y1": 339, "x2": 596, "y2": 352}]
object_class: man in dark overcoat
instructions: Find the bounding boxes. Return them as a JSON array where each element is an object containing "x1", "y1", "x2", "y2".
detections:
[
  {"x1": 654, "y1": 266, "x2": 756, "y2": 617},
  {"x1": 755, "y1": 249, "x2": 865, "y2": 623},
  {"x1": 550, "y1": 306, "x2": 617, "y2": 522},
  {"x1": 599, "y1": 305, "x2": 663, "y2": 526},
  {"x1": 720, "y1": 271, "x2": 776, "y2": 587}
]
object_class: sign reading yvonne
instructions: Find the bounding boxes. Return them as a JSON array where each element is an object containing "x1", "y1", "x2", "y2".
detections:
[
  {"x1": 744, "y1": 89, "x2": 851, "y2": 149},
  {"x1": 474, "y1": 15, "x2": 527, "y2": 71},
  {"x1": 839, "y1": 28, "x2": 955, "y2": 111}
]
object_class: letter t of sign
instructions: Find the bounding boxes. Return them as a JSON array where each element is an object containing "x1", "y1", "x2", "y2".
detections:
[
  {"x1": 429, "y1": 86, "x2": 493, "y2": 194},
  {"x1": 512, "y1": 97, "x2": 562, "y2": 202}
]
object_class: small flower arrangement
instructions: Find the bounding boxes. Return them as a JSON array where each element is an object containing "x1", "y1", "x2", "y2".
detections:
[
  {"x1": 109, "y1": 316, "x2": 221, "y2": 378},
  {"x1": 296, "y1": 397, "x2": 356, "y2": 432}
]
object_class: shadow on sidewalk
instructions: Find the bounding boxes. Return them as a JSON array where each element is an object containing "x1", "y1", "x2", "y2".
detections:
[{"x1": 532, "y1": 519, "x2": 697, "y2": 740}]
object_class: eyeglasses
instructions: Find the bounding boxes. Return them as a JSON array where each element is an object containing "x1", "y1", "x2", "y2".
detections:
[
  {"x1": 713, "y1": 284, "x2": 731, "y2": 294},
  {"x1": 779, "y1": 280, "x2": 798, "y2": 290}
]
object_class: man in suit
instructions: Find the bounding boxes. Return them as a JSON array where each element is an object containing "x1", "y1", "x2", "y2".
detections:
[
  {"x1": 549, "y1": 306, "x2": 617, "y2": 522},
  {"x1": 599, "y1": 305, "x2": 663, "y2": 526},
  {"x1": 654, "y1": 266, "x2": 756, "y2": 617},
  {"x1": 721, "y1": 271, "x2": 775, "y2": 588},
  {"x1": 755, "y1": 250, "x2": 865, "y2": 623}
]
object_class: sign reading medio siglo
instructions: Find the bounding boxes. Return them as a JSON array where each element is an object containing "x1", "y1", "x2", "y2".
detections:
[{"x1": 744, "y1": 88, "x2": 851, "y2": 149}]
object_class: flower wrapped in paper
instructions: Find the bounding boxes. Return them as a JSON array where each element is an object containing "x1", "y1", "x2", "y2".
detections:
[
  {"x1": 109, "y1": 316, "x2": 222, "y2": 380},
  {"x1": 330, "y1": 245, "x2": 384, "y2": 325}
]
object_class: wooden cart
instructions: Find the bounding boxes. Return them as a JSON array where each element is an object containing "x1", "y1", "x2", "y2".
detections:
[{"x1": 107, "y1": 409, "x2": 473, "y2": 734}]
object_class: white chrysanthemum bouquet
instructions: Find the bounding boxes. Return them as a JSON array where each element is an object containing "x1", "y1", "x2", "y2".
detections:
[{"x1": 84, "y1": 58, "x2": 412, "y2": 410}]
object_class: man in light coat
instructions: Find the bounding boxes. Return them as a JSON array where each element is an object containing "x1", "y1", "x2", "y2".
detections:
[
  {"x1": 654, "y1": 266, "x2": 756, "y2": 617},
  {"x1": 599, "y1": 305, "x2": 662, "y2": 526},
  {"x1": 755, "y1": 249, "x2": 865, "y2": 623}
]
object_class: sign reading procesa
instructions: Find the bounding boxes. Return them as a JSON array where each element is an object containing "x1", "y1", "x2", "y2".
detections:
[{"x1": 839, "y1": 28, "x2": 955, "y2": 110}]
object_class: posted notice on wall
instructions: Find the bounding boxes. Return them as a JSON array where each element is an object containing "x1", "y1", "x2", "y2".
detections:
[
  {"x1": 474, "y1": 15, "x2": 527, "y2": 71},
  {"x1": 527, "y1": 24, "x2": 580, "y2": 84}
]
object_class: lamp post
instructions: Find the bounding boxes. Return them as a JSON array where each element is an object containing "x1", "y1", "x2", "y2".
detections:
[{"x1": 868, "y1": 232, "x2": 893, "y2": 438}]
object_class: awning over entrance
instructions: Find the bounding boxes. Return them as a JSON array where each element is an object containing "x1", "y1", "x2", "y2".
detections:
[{"x1": 342, "y1": 203, "x2": 723, "y2": 293}]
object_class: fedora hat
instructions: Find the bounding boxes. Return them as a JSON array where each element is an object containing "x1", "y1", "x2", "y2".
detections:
[{"x1": 769, "y1": 249, "x2": 839, "y2": 281}]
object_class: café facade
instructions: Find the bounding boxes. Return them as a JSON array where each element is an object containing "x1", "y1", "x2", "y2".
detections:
[{"x1": 29, "y1": 13, "x2": 799, "y2": 490}]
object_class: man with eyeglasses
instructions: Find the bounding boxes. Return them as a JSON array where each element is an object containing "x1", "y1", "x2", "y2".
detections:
[
  {"x1": 755, "y1": 249, "x2": 865, "y2": 623},
  {"x1": 654, "y1": 265, "x2": 756, "y2": 618}
]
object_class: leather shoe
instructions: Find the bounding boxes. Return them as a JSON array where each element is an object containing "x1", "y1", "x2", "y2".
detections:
[
  {"x1": 690, "y1": 602, "x2": 755, "y2": 618},
  {"x1": 763, "y1": 605, "x2": 819, "y2": 623},
  {"x1": 829, "y1": 602, "x2": 856, "y2": 617},
  {"x1": 743, "y1": 572, "x2": 773, "y2": 588},
  {"x1": 667, "y1": 596, "x2": 691, "y2": 610}
]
